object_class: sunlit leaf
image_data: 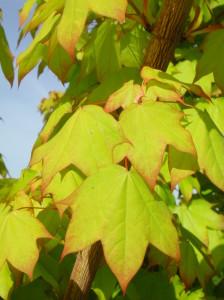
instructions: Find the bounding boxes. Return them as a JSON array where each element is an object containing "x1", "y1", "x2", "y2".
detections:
[
  {"x1": 63, "y1": 165, "x2": 179, "y2": 292},
  {"x1": 186, "y1": 108, "x2": 224, "y2": 191},
  {"x1": 57, "y1": 0, "x2": 127, "y2": 58},
  {"x1": 31, "y1": 105, "x2": 124, "y2": 189},
  {"x1": 175, "y1": 199, "x2": 224, "y2": 245},
  {"x1": 0, "y1": 204, "x2": 51, "y2": 277},
  {"x1": 119, "y1": 101, "x2": 195, "y2": 189}
]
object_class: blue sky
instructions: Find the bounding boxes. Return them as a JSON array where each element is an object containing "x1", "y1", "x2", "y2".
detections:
[{"x1": 0, "y1": 1, "x2": 64, "y2": 177}]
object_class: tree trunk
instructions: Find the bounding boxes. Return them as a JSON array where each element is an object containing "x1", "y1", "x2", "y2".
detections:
[
  {"x1": 64, "y1": 1, "x2": 193, "y2": 299},
  {"x1": 144, "y1": 0, "x2": 193, "y2": 71}
]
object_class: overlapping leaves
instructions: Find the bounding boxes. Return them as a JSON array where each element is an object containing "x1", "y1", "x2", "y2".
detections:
[{"x1": 31, "y1": 105, "x2": 124, "y2": 189}]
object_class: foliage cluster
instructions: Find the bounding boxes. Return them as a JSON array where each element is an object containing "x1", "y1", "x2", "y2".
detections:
[{"x1": 1, "y1": 0, "x2": 224, "y2": 299}]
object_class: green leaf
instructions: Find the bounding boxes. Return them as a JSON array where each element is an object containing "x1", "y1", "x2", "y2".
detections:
[
  {"x1": 0, "y1": 24, "x2": 14, "y2": 85},
  {"x1": 186, "y1": 108, "x2": 224, "y2": 191},
  {"x1": 46, "y1": 30, "x2": 73, "y2": 83},
  {"x1": 31, "y1": 105, "x2": 124, "y2": 189},
  {"x1": 11, "y1": 278, "x2": 55, "y2": 300},
  {"x1": 0, "y1": 262, "x2": 14, "y2": 300},
  {"x1": 37, "y1": 101, "x2": 72, "y2": 145},
  {"x1": 126, "y1": 270, "x2": 178, "y2": 300},
  {"x1": 18, "y1": 0, "x2": 64, "y2": 43},
  {"x1": 33, "y1": 252, "x2": 60, "y2": 290},
  {"x1": 0, "y1": 204, "x2": 51, "y2": 277},
  {"x1": 94, "y1": 21, "x2": 120, "y2": 82},
  {"x1": 18, "y1": 43, "x2": 46, "y2": 83},
  {"x1": 92, "y1": 266, "x2": 117, "y2": 300},
  {"x1": 179, "y1": 176, "x2": 200, "y2": 203},
  {"x1": 45, "y1": 168, "x2": 84, "y2": 214},
  {"x1": 175, "y1": 199, "x2": 224, "y2": 245},
  {"x1": 119, "y1": 102, "x2": 195, "y2": 189},
  {"x1": 168, "y1": 147, "x2": 199, "y2": 189},
  {"x1": 206, "y1": 98, "x2": 224, "y2": 134},
  {"x1": 17, "y1": 13, "x2": 60, "y2": 82},
  {"x1": 120, "y1": 24, "x2": 150, "y2": 68},
  {"x1": 88, "y1": 68, "x2": 140, "y2": 105},
  {"x1": 63, "y1": 165, "x2": 179, "y2": 292},
  {"x1": 141, "y1": 66, "x2": 210, "y2": 102},
  {"x1": 0, "y1": 154, "x2": 8, "y2": 178},
  {"x1": 196, "y1": 29, "x2": 224, "y2": 92},
  {"x1": 57, "y1": 0, "x2": 127, "y2": 58},
  {"x1": 179, "y1": 241, "x2": 198, "y2": 287}
]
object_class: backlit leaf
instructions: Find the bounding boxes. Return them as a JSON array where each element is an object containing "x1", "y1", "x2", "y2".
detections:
[
  {"x1": 57, "y1": 0, "x2": 127, "y2": 58},
  {"x1": 0, "y1": 204, "x2": 51, "y2": 277},
  {"x1": 63, "y1": 165, "x2": 179, "y2": 292},
  {"x1": 175, "y1": 199, "x2": 224, "y2": 245},
  {"x1": 105, "y1": 80, "x2": 143, "y2": 112},
  {"x1": 186, "y1": 108, "x2": 224, "y2": 191},
  {"x1": 196, "y1": 29, "x2": 224, "y2": 92},
  {"x1": 0, "y1": 262, "x2": 14, "y2": 300},
  {"x1": 31, "y1": 105, "x2": 124, "y2": 189},
  {"x1": 119, "y1": 102, "x2": 195, "y2": 189}
]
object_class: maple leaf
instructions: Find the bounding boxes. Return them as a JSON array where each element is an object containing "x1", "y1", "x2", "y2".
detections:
[
  {"x1": 141, "y1": 66, "x2": 210, "y2": 102},
  {"x1": 0, "y1": 204, "x2": 51, "y2": 277},
  {"x1": 31, "y1": 105, "x2": 124, "y2": 189},
  {"x1": 57, "y1": 0, "x2": 127, "y2": 58},
  {"x1": 62, "y1": 165, "x2": 179, "y2": 292},
  {"x1": 118, "y1": 101, "x2": 196, "y2": 189},
  {"x1": 105, "y1": 80, "x2": 143, "y2": 112}
]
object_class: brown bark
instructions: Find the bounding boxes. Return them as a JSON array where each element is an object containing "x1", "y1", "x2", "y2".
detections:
[
  {"x1": 64, "y1": 1, "x2": 193, "y2": 299},
  {"x1": 144, "y1": 0, "x2": 193, "y2": 71},
  {"x1": 63, "y1": 242, "x2": 103, "y2": 300}
]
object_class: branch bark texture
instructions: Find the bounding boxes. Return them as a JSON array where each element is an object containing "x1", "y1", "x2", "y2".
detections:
[
  {"x1": 144, "y1": 0, "x2": 193, "y2": 71},
  {"x1": 64, "y1": 1, "x2": 193, "y2": 299}
]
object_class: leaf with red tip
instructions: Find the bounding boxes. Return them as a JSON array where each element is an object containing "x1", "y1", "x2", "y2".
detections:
[
  {"x1": 63, "y1": 165, "x2": 179, "y2": 292},
  {"x1": 141, "y1": 66, "x2": 210, "y2": 102},
  {"x1": 19, "y1": 0, "x2": 36, "y2": 27},
  {"x1": 119, "y1": 102, "x2": 195, "y2": 189},
  {"x1": 0, "y1": 204, "x2": 51, "y2": 277},
  {"x1": 105, "y1": 81, "x2": 143, "y2": 112},
  {"x1": 57, "y1": 0, "x2": 127, "y2": 58},
  {"x1": 30, "y1": 105, "x2": 124, "y2": 189}
]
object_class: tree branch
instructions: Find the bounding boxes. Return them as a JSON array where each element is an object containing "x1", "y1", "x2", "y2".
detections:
[
  {"x1": 63, "y1": 242, "x2": 103, "y2": 300},
  {"x1": 63, "y1": 1, "x2": 193, "y2": 299}
]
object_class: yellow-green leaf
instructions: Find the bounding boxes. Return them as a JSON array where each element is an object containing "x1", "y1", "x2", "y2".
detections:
[
  {"x1": 57, "y1": 0, "x2": 127, "y2": 58},
  {"x1": 31, "y1": 105, "x2": 124, "y2": 189},
  {"x1": 186, "y1": 108, "x2": 224, "y2": 191},
  {"x1": 63, "y1": 165, "x2": 179, "y2": 292},
  {"x1": 0, "y1": 204, "x2": 51, "y2": 277},
  {"x1": 119, "y1": 102, "x2": 195, "y2": 189}
]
